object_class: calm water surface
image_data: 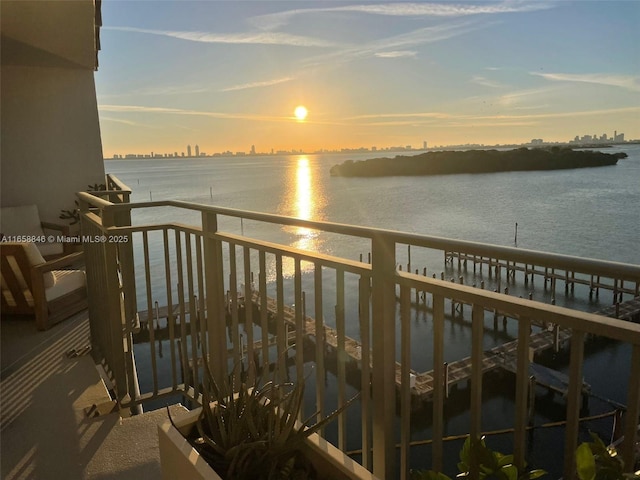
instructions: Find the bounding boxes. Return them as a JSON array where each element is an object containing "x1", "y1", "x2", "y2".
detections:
[
  {"x1": 106, "y1": 145, "x2": 640, "y2": 476},
  {"x1": 107, "y1": 145, "x2": 639, "y2": 264}
]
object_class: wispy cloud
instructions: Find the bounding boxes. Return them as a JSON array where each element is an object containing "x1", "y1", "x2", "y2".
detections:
[
  {"x1": 220, "y1": 77, "x2": 295, "y2": 92},
  {"x1": 531, "y1": 72, "x2": 640, "y2": 92},
  {"x1": 97, "y1": 85, "x2": 211, "y2": 100},
  {"x1": 343, "y1": 106, "x2": 640, "y2": 126},
  {"x1": 99, "y1": 104, "x2": 337, "y2": 124},
  {"x1": 374, "y1": 50, "x2": 418, "y2": 58},
  {"x1": 471, "y1": 75, "x2": 506, "y2": 88},
  {"x1": 132, "y1": 85, "x2": 211, "y2": 96},
  {"x1": 251, "y1": 2, "x2": 554, "y2": 30},
  {"x1": 346, "y1": 112, "x2": 454, "y2": 121},
  {"x1": 99, "y1": 104, "x2": 280, "y2": 121},
  {"x1": 495, "y1": 85, "x2": 568, "y2": 107},
  {"x1": 302, "y1": 20, "x2": 485, "y2": 68},
  {"x1": 99, "y1": 116, "x2": 151, "y2": 127},
  {"x1": 98, "y1": 104, "x2": 354, "y2": 127},
  {"x1": 104, "y1": 26, "x2": 339, "y2": 48}
]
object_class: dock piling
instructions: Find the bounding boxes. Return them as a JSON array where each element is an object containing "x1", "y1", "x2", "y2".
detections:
[{"x1": 444, "y1": 362, "x2": 449, "y2": 399}]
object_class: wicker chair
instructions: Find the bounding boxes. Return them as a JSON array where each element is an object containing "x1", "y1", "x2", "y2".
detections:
[{"x1": 1, "y1": 242, "x2": 86, "y2": 330}]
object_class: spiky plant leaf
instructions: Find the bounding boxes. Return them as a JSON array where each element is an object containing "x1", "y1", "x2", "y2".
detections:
[{"x1": 187, "y1": 350, "x2": 360, "y2": 479}]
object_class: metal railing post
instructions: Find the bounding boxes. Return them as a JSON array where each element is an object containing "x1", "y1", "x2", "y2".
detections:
[
  {"x1": 101, "y1": 206, "x2": 131, "y2": 406},
  {"x1": 370, "y1": 233, "x2": 396, "y2": 479},
  {"x1": 112, "y1": 205, "x2": 137, "y2": 335},
  {"x1": 563, "y1": 331, "x2": 586, "y2": 479},
  {"x1": 111, "y1": 204, "x2": 142, "y2": 413},
  {"x1": 202, "y1": 211, "x2": 227, "y2": 386},
  {"x1": 622, "y1": 344, "x2": 640, "y2": 471},
  {"x1": 513, "y1": 316, "x2": 531, "y2": 469}
]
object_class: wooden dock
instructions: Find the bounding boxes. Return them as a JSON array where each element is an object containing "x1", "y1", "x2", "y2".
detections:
[
  {"x1": 444, "y1": 250, "x2": 640, "y2": 299},
  {"x1": 251, "y1": 293, "x2": 403, "y2": 374},
  {"x1": 596, "y1": 296, "x2": 640, "y2": 323},
  {"x1": 249, "y1": 294, "x2": 639, "y2": 401},
  {"x1": 137, "y1": 293, "x2": 640, "y2": 402},
  {"x1": 500, "y1": 359, "x2": 591, "y2": 397},
  {"x1": 248, "y1": 294, "x2": 581, "y2": 401},
  {"x1": 409, "y1": 327, "x2": 574, "y2": 401}
]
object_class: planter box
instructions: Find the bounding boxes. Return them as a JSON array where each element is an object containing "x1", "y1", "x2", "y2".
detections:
[{"x1": 158, "y1": 405, "x2": 379, "y2": 480}]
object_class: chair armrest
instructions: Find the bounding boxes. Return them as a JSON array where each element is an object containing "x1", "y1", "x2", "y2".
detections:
[
  {"x1": 33, "y1": 251, "x2": 84, "y2": 273},
  {"x1": 29, "y1": 264, "x2": 48, "y2": 327},
  {"x1": 41, "y1": 222, "x2": 71, "y2": 236}
]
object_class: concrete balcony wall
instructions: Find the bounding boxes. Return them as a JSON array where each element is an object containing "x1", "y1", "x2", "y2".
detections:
[
  {"x1": 1, "y1": 0, "x2": 98, "y2": 70},
  {"x1": 1, "y1": 0, "x2": 105, "y2": 225}
]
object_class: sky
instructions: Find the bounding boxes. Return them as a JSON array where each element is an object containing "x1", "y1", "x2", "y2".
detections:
[{"x1": 96, "y1": 1, "x2": 640, "y2": 157}]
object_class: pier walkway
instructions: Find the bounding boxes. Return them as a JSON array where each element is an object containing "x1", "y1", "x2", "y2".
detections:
[
  {"x1": 136, "y1": 293, "x2": 639, "y2": 402},
  {"x1": 247, "y1": 294, "x2": 639, "y2": 401},
  {"x1": 444, "y1": 250, "x2": 639, "y2": 300}
]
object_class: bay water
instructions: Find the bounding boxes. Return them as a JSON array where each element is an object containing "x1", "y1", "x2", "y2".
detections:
[{"x1": 105, "y1": 145, "x2": 640, "y2": 476}]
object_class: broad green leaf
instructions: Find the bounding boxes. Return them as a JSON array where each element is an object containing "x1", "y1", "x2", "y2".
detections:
[
  {"x1": 576, "y1": 442, "x2": 596, "y2": 480},
  {"x1": 410, "y1": 470, "x2": 452, "y2": 480},
  {"x1": 526, "y1": 469, "x2": 547, "y2": 479},
  {"x1": 500, "y1": 464, "x2": 518, "y2": 480}
]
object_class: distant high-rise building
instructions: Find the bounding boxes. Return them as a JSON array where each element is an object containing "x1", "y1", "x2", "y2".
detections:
[
  {"x1": 250, "y1": 144, "x2": 256, "y2": 155},
  {"x1": 187, "y1": 144, "x2": 192, "y2": 157},
  {"x1": 195, "y1": 144, "x2": 200, "y2": 157},
  {"x1": 423, "y1": 140, "x2": 428, "y2": 150}
]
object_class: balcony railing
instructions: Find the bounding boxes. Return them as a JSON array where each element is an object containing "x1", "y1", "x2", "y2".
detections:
[{"x1": 77, "y1": 182, "x2": 640, "y2": 479}]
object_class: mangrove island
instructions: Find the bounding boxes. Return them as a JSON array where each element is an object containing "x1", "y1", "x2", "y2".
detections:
[{"x1": 329, "y1": 147, "x2": 627, "y2": 177}]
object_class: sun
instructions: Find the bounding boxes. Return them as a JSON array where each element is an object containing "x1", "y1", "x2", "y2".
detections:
[{"x1": 294, "y1": 105, "x2": 308, "y2": 121}]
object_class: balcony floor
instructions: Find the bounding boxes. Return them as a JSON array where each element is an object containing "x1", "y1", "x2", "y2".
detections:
[{"x1": 1, "y1": 311, "x2": 181, "y2": 479}]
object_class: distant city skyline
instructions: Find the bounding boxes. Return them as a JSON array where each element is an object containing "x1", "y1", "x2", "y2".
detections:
[
  {"x1": 96, "y1": 2, "x2": 640, "y2": 159},
  {"x1": 109, "y1": 130, "x2": 634, "y2": 159}
]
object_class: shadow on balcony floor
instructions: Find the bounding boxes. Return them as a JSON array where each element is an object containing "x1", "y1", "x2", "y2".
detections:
[{"x1": 1, "y1": 311, "x2": 181, "y2": 479}]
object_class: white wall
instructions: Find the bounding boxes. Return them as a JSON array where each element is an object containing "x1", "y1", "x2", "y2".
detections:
[
  {"x1": 1, "y1": 0, "x2": 105, "y2": 225},
  {"x1": 1, "y1": 65, "x2": 105, "y2": 224},
  {"x1": 1, "y1": 0, "x2": 97, "y2": 69}
]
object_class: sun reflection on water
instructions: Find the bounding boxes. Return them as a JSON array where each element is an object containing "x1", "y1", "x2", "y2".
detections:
[{"x1": 278, "y1": 157, "x2": 326, "y2": 272}]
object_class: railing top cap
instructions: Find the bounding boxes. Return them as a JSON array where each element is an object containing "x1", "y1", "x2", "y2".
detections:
[
  {"x1": 91, "y1": 198, "x2": 640, "y2": 275},
  {"x1": 77, "y1": 190, "x2": 113, "y2": 207}
]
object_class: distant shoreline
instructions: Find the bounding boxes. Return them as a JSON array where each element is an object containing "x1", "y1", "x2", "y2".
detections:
[
  {"x1": 104, "y1": 141, "x2": 639, "y2": 161},
  {"x1": 329, "y1": 147, "x2": 627, "y2": 177}
]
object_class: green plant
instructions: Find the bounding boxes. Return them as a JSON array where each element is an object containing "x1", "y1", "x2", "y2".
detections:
[
  {"x1": 174, "y1": 360, "x2": 359, "y2": 480},
  {"x1": 410, "y1": 436, "x2": 546, "y2": 480},
  {"x1": 576, "y1": 432, "x2": 638, "y2": 480},
  {"x1": 58, "y1": 184, "x2": 106, "y2": 225},
  {"x1": 59, "y1": 200, "x2": 80, "y2": 225}
]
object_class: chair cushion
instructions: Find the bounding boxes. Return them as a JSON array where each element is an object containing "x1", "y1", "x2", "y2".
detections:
[
  {"x1": 1, "y1": 270, "x2": 84, "y2": 306},
  {"x1": 37, "y1": 242, "x2": 65, "y2": 258},
  {"x1": 46, "y1": 270, "x2": 86, "y2": 301},
  {"x1": 0, "y1": 205, "x2": 45, "y2": 237},
  {"x1": 21, "y1": 242, "x2": 56, "y2": 288}
]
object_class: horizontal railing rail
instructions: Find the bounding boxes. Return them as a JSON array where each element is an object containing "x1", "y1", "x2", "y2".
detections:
[
  {"x1": 102, "y1": 199, "x2": 640, "y2": 285},
  {"x1": 78, "y1": 186, "x2": 640, "y2": 479}
]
